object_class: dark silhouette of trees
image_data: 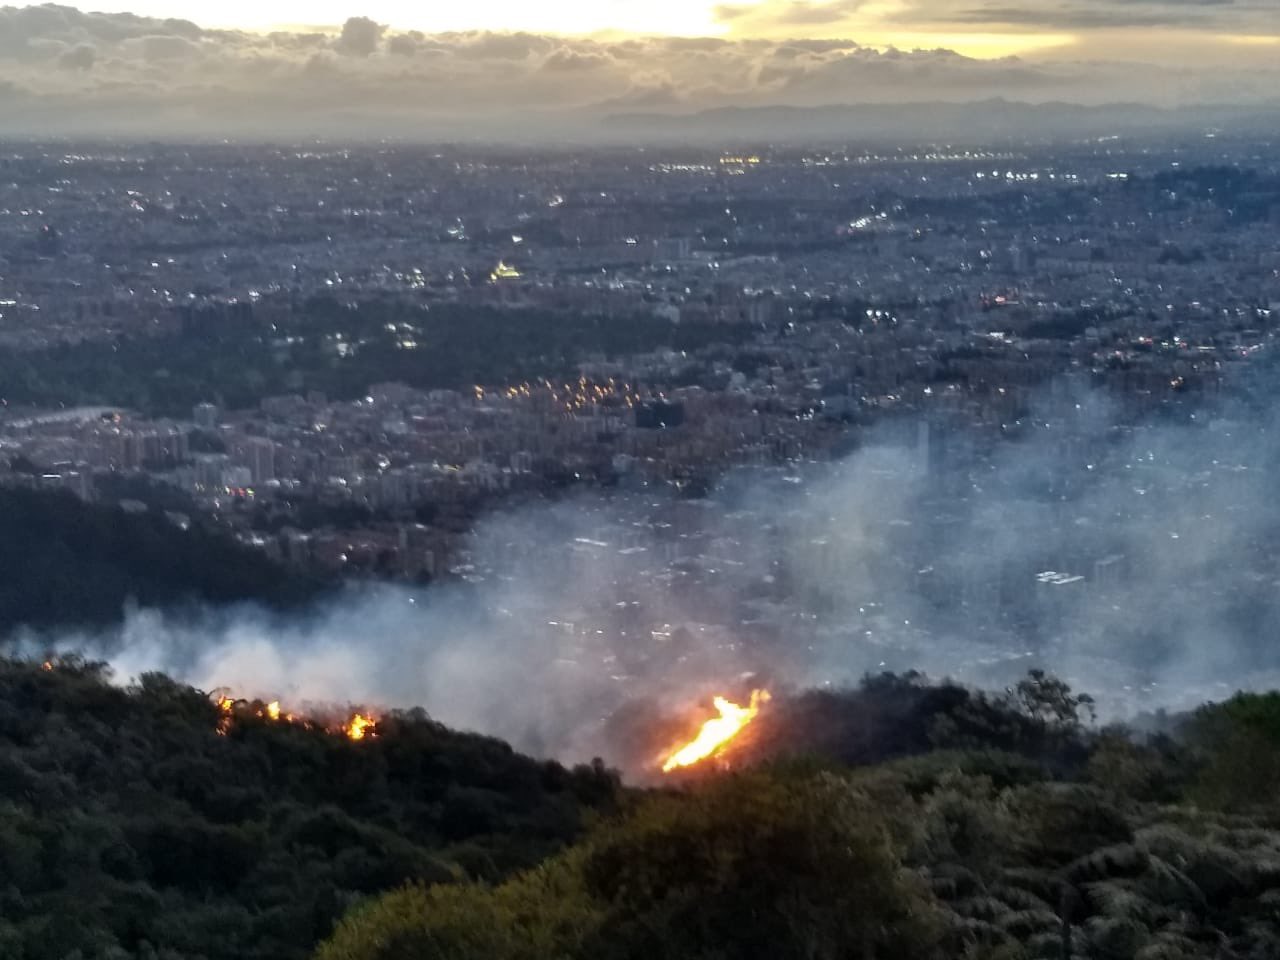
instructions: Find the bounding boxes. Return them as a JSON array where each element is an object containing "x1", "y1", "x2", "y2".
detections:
[
  {"x1": 0, "y1": 487, "x2": 325, "y2": 632},
  {"x1": 0, "y1": 300, "x2": 754, "y2": 417}
]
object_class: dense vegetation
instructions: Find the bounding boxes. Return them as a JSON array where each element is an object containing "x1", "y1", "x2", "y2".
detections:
[
  {"x1": 7, "y1": 657, "x2": 1280, "y2": 959},
  {"x1": 0, "y1": 299, "x2": 757, "y2": 417},
  {"x1": 0, "y1": 657, "x2": 620, "y2": 960},
  {"x1": 321, "y1": 673, "x2": 1280, "y2": 960},
  {"x1": 0, "y1": 487, "x2": 325, "y2": 633}
]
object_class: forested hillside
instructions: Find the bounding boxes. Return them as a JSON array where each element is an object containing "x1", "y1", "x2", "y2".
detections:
[
  {"x1": 0, "y1": 487, "x2": 325, "y2": 632},
  {"x1": 0, "y1": 657, "x2": 619, "y2": 960},
  {"x1": 321, "y1": 679, "x2": 1280, "y2": 960},
  {"x1": 6, "y1": 657, "x2": 1280, "y2": 960}
]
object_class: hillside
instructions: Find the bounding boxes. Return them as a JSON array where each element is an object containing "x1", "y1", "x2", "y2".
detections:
[
  {"x1": 0, "y1": 657, "x2": 619, "y2": 960},
  {"x1": 0, "y1": 486, "x2": 325, "y2": 633},
  {"x1": 7, "y1": 656, "x2": 1280, "y2": 960},
  {"x1": 321, "y1": 676, "x2": 1280, "y2": 960}
]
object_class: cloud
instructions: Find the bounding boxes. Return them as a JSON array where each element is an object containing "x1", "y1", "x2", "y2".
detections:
[
  {"x1": 57, "y1": 41, "x2": 93, "y2": 69},
  {"x1": 334, "y1": 16, "x2": 385, "y2": 56},
  {"x1": 714, "y1": 0, "x2": 1275, "y2": 45},
  {"x1": 594, "y1": 80, "x2": 686, "y2": 109},
  {"x1": 895, "y1": 0, "x2": 1270, "y2": 31},
  {"x1": 0, "y1": 4, "x2": 1276, "y2": 138},
  {"x1": 131, "y1": 33, "x2": 200, "y2": 61},
  {"x1": 542, "y1": 47, "x2": 611, "y2": 71},
  {"x1": 718, "y1": 0, "x2": 870, "y2": 27},
  {"x1": 386, "y1": 32, "x2": 420, "y2": 56}
]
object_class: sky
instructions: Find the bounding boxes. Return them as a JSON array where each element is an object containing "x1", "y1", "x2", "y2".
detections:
[
  {"x1": 0, "y1": 1, "x2": 1277, "y2": 139},
  {"x1": 74, "y1": 0, "x2": 1280, "y2": 61}
]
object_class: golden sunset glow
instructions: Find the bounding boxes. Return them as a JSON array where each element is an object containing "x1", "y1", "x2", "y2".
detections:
[
  {"x1": 53, "y1": 0, "x2": 1275, "y2": 71},
  {"x1": 856, "y1": 30, "x2": 1078, "y2": 58},
  {"x1": 1223, "y1": 34, "x2": 1280, "y2": 47},
  {"x1": 112, "y1": 0, "x2": 729, "y2": 36},
  {"x1": 2, "y1": 0, "x2": 1275, "y2": 139}
]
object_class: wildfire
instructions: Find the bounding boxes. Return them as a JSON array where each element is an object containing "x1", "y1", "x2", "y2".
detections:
[
  {"x1": 216, "y1": 695, "x2": 236, "y2": 735},
  {"x1": 662, "y1": 689, "x2": 770, "y2": 773},
  {"x1": 346, "y1": 714, "x2": 375, "y2": 741},
  {"x1": 210, "y1": 691, "x2": 375, "y2": 742}
]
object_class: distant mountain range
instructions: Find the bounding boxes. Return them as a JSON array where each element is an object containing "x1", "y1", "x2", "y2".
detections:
[{"x1": 599, "y1": 98, "x2": 1280, "y2": 144}]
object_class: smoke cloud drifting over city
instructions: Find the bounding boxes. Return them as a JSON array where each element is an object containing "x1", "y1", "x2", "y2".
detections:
[{"x1": 15, "y1": 373, "x2": 1280, "y2": 771}]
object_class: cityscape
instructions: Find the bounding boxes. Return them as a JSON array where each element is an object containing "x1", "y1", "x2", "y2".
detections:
[
  {"x1": 3, "y1": 140, "x2": 1279, "y2": 713},
  {"x1": 5, "y1": 1, "x2": 1280, "y2": 957}
]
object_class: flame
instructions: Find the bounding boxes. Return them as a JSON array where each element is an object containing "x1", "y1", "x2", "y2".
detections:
[
  {"x1": 209, "y1": 692, "x2": 375, "y2": 742},
  {"x1": 345, "y1": 714, "x2": 375, "y2": 741},
  {"x1": 216, "y1": 695, "x2": 236, "y2": 735},
  {"x1": 662, "y1": 689, "x2": 770, "y2": 772}
]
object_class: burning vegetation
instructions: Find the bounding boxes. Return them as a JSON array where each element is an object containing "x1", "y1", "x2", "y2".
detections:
[
  {"x1": 213, "y1": 689, "x2": 378, "y2": 742},
  {"x1": 661, "y1": 689, "x2": 770, "y2": 773}
]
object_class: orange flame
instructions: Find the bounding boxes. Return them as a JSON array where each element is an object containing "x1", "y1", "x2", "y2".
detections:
[
  {"x1": 345, "y1": 714, "x2": 375, "y2": 741},
  {"x1": 662, "y1": 689, "x2": 770, "y2": 772},
  {"x1": 216, "y1": 695, "x2": 236, "y2": 735},
  {"x1": 209, "y1": 692, "x2": 375, "y2": 742}
]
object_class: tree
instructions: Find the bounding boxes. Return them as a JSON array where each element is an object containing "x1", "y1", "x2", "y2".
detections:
[
  {"x1": 1187, "y1": 691, "x2": 1280, "y2": 809},
  {"x1": 316, "y1": 859, "x2": 598, "y2": 960},
  {"x1": 584, "y1": 772, "x2": 941, "y2": 960},
  {"x1": 318, "y1": 771, "x2": 943, "y2": 960},
  {"x1": 1008, "y1": 670, "x2": 1095, "y2": 733}
]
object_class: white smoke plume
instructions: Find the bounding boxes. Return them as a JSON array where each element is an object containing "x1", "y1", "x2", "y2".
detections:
[{"x1": 14, "y1": 374, "x2": 1280, "y2": 770}]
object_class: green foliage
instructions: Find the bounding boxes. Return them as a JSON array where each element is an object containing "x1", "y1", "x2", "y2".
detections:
[
  {"x1": 319, "y1": 772, "x2": 943, "y2": 960},
  {"x1": 914, "y1": 771, "x2": 1018, "y2": 879},
  {"x1": 0, "y1": 659, "x2": 618, "y2": 960},
  {"x1": 315, "y1": 675, "x2": 1280, "y2": 960},
  {"x1": 742, "y1": 671, "x2": 1093, "y2": 778},
  {"x1": 315, "y1": 858, "x2": 599, "y2": 960},
  {"x1": 582, "y1": 772, "x2": 941, "y2": 960},
  {"x1": 11, "y1": 659, "x2": 1280, "y2": 960},
  {"x1": 1086, "y1": 727, "x2": 1185, "y2": 804},
  {"x1": 1186, "y1": 691, "x2": 1280, "y2": 809},
  {"x1": 1008, "y1": 784, "x2": 1133, "y2": 867}
]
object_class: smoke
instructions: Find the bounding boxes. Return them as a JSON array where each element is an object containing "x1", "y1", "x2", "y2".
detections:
[{"x1": 14, "y1": 370, "x2": 1280, "y2": 770}]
